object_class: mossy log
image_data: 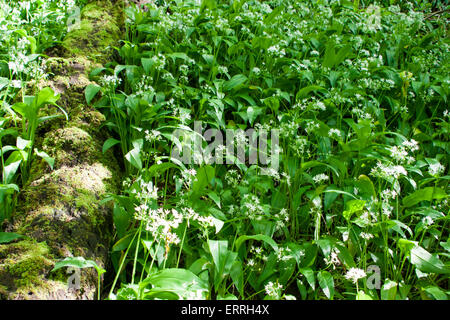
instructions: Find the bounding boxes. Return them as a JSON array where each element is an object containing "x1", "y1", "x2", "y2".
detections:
[{"x1": 0, "y1": 0, "x2": 124, "y2": 300}]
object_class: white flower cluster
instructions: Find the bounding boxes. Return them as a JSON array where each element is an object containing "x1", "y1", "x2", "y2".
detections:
[
  {"x1": 323, "y1": 248, "x2": 341, "y2": 269},
  {"x1": 370, "y1": 162, "x2": 407, "y2": 180},
  {"x1": 242, "y1": 194, "x2": 265, "y2": 219},
  {"x1": 428, "y1": 162, "x2": 445, "y2": 177},
  {"x1": 345, "y1": 268, "x2": 366, "y2": 284},
  {"x1": 313, "y1": 173, "x2": 329, "y2": 184},
  {"x1": 134, "y1": 205, "x2": 183, "y2": 250},
  {"x1": 100, "y1": 75, "x2": 122, "y2": 89},
  {"x1": 144, "y1": 129, "x2": 162, "y2": 143},
  {"x1": 389, "y1": 139, "x2": 419, "y2": 164},
  {"x1": 264, "y1": 281, "x2": 283, "y2": 298}
]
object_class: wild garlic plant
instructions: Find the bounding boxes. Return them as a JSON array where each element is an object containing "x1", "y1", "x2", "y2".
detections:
[{"x1": 88, "y1": 0, "x2": 449, "y2": 300}]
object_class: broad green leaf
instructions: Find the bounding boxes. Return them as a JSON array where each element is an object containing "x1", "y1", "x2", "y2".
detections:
[
  {"x1": 36, "y1": 87, "x2": 59, "y2": 107},
  {"x1": 356, "y1": 291, "x2": 373, "y2": 300},
  {"x1": 381, "y1": 280, "x2": 397, "y2": 300},
  {"x1": 207, "y1": 191, "x2": 221, "y2": 208},
  {"x1": 223, "y1": 74, "x2": 247, "y2": 92},
  {"x1": 0, "y1": 183, "x2": 19, "y2": 194},
  {"x1": 52, "y1": 256, "x2": 105, "y2": 275},
  {"x1": 403, "y1": 187, "x2": 448, "y2": 207},
  {"x1": 0, "y1": 232, "x2": 23, "y2": 244},
  {"x1": 192, "y1": 165, "x2": 215, "y2": 196},
  {"x1": 297, "y1": 279, "x2": 307, "y2": 300},
  {"x1": 424, "y1": 286, "x2": 447, "y2": 300},
  {"x1": 263, "y1": 5, "x2": 284, "y2": 24},
  {"x1": 141, "y1": 268, "x2": 209, "y2": 300},
  {"x1": 208, "y1": 240, "x2": 236, "y2": 275},
  {"x1": 85, "y1": 84, "x2": 101, "y2": 105},
  {"x1": 410, "y1": 246, "x2": 450, "y2": 274},
  {"x1": 35, "y1": 149, "x2": 54, "y2": 170},
  {"x1": 3, "y1": 160, "x2": 21, "y2": 184},
  {"x1": 102, "y1": 138, "x2": 120, "y2": 154},
  {"x1": 235, "y1": 234, "x2": 278, "y2": 252},
  {"x1": 343, "y1": 199, "x2": 365, "y2": 221},
  {"x1": 296, "y1": 85, "x2": 327, "y2": 100},
  {"x1": 16, "y1": 137, "x2": 31, "y2": 150},
  {"x1": 230, "y1": 260, "x2": 244, "y2": 297},
  {"x1": 440, "y1": 239, "x2": 450, "y2": 252},
  {"x1": 317, "y1": 270, "x2": 334, "y2": 300},
  {"x1": 299, "y1": 268, "x2": 315, "y2": 290},
  {"x1": 397, "y1": 238, "x2": 417, "y2": 253},
  {"x1": 141, "y1": 58, "x2": 153, "y2": 74},
  {"x1": 125, "y1": 145, "x2": 142, "y2": 170}
]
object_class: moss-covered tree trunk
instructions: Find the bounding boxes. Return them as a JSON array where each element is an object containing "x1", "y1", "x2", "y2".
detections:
[{"x1": 0, "y1": 0, "x2": 124, "y2": 300}]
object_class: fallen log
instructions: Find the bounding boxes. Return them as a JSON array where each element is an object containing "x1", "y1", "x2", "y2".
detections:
[{"x1": 0, "y1": 0, "x2": 124, "y2": 300}]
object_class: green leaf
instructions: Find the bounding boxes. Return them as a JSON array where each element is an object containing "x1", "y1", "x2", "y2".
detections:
[
  {"x1": 3, "y1": 160, "x2": 21, "y2": 184},
  {"x1": 141, "y1": 58, "x2": 153, "y2": 74},
  {"x1": 85, "y1": 84, "x2": 101, "y2": 105},
  {"x1": 297, "y1": 279, "x2": 307, "y2": 300},
  {"x1": 356, "y1": 291, "x2": 373, "y2": 300},
  {"x1": 36, "y1": 87, "x2": 60, "y2": 108},
  {"x1": 207, "y1": 191, "x2": 221, "y2": 208},
  {"x1": 113, "y1": 205, "x2": 131, "y2": 239},
  {"x1": 192, "y1": 165, "x2": 215, "y2": 196},
  {"x1": 317, "y1": 270, "x2": 334, "y2": 300},
  {"x1": 102, "y1": 138, "x2": 120, "y2": 154},
  {"x1": 440, "y1": 239, "x2": 450, "y2": 252},
  {"x1": 0, "y1": 232, "x2": 23, "y2": 244},
  {"x1": 343, "y1": 199, "x2": 365, "y2": 221},
  {"x1": 210, "y1": 215, "x2": 224, "y2": 234},
  {"x1": 402, "y1": 187, "x2": 448, "y2": 207},
  {"x1": 424, "y1": 286, "x2": 447, "y2": 300},
  {"x1": 381, "y1": 280, "x2": 397, "y2": 300},
  {"x1": 208, "y1": 240, "x2": 237, "y2": 288},
  {"x1": 397, "y1": 238, "x2": 417, "y2": 253},
  {"x1": 235, "y1": 234, "x2": 278, "y2": 252},
  {"x1": 0, "y1": 183, "x2": 19, "y2": 194},
  {"x1": 34, "y1": 149, "x2": 54, "y2": 170},
  {"x1": 141, "y1": 268, "x2": 209, "y2": 300},
  {"x1": 223, "y1": 74, "x2": 247, "y2": 92},
  {"x1": 52, "y1": 256, "x2": 105, "y2": 275},
  {"x1": 296, "y1": 85, "x2": 327, "y2": 100},
  {"x1": 230, "y1": 260, "x2": 244, "y2": 297},
  {"x1": 410, "y1": 246, "x2": 450, "y2": 274},
  {"x1": 16, "y1": 137, "x2": 31, "y2": 150},
  {"x1": 263, "y1": 5, "x2": 284, "y2": 24},
  {"x1": 125, "y1": 145, "x2": 142, "y2": 170},
  {"x1": 299, "y1": 268, "x2": 315, "y2": 290}
]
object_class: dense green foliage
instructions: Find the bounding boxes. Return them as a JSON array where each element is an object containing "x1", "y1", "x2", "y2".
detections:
[
  {"x1": 88, "y1": 0, "x2": 449, "y2": 300},
  {"x1": 1, "y1": 0, "x2": 449, "y2": 300},
  {"x1": 0, "y1": 0, "x2": 81, "y2": 221}
]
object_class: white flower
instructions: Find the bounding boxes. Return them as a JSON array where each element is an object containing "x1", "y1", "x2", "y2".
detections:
[
  {"x1": 264, "y1": 281, "x2": 283, "y2": 298},
  {"x1": 402, "y1": 139, "x2": 419, "y2": 152},
  {"x1": 100, "y1": 74, "x2": 121, "y2": 88},
  {"x1": 428, "y1": 162, "x2": 445, "y2": 177},
  {"x1": 370, "y1": 162, "x2": 407, "y2": 180},
  {"x1": 313, "y1": 173, "x2": 329, "y2": 184},
  {"x1": 145, "y1": 129, "x2": 162, "y2": 143},
  {"x1": 252, "y1": 67, "x2": 261, "y2": 75},
  {"x1": 360, "y1": 232, "x2": 374, "y2": 240},
  {"x1": 328, "y1": 128, "x2": 341, "y2": 139},
  {"x1": 345, "y1": 268, "x2": 366, "y2": 284},
  {"x1": 217, "y1": 65, "x2": 228, "y2": 74}
]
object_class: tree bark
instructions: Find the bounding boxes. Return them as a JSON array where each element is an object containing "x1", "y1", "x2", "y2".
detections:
[{"x1": 0, "y1": 0, "x2": 124, "y2": 300}]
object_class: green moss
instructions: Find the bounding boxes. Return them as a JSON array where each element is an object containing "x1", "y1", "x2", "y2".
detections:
[
  {"x1": 0, "y1": 240, "x2": 54, "y2": 291},
  {"x1": 62, "y1": 2, "x2": 122, "y2": 64},
  {"x1": 45, "y1": 58, "x2": 71, "y2": 76}
]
